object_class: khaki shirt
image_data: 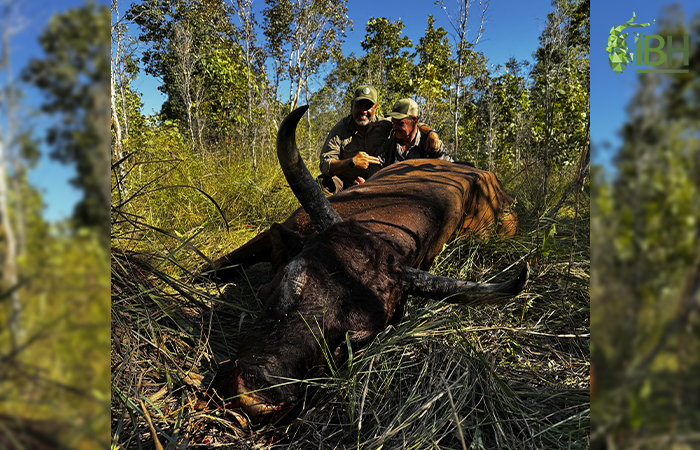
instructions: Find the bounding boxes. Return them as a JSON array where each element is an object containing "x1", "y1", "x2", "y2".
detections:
[
  {"x1": 319, "y1": 115, "x2": 393, "y2": 188},
  {"x1": 377, "y1": 130, "x2": 454, "y2": 166}
]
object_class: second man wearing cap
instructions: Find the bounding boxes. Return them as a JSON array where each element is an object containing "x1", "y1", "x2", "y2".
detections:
[{"x1": 378, "y1": 98, "x2": 454, "y2": 166}]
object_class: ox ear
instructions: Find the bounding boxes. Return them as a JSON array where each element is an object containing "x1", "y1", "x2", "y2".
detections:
[
  {"x1": 269, "y1": 223, "x2": 306, "y2": 270},
  {"x1": 402, "y1": 263, "x2": 529, "y2": 307}
]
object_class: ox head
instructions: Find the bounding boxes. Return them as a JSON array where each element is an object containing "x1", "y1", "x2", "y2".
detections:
[{"x1": 210, "y1": 106, "x2": 528, "y2": 419}]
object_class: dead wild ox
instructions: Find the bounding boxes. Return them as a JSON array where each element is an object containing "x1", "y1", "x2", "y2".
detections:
[{"x1": 206, "y1": 105, "x2": 528, "y2": 418}]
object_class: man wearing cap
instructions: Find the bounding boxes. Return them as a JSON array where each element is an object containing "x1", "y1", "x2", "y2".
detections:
[
  {"x1": 317, "y1": 85, "x2": 442, "y2": 195},
  {"x1": 377, "y1": 98, "x2": 454, "y2": 167}
]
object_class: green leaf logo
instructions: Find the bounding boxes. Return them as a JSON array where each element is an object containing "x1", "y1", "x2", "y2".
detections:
[{"x1": 606, "y1": 12, "x2": 656, "y2": 74}]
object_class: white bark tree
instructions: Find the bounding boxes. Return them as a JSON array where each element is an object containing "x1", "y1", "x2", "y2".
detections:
[
  {"x1": 230, "y1": 0, "x2": 263, "y2": 173},
  {"x1": 263, "y1": 0, "x2": 351, "y2": 112},
  {"x1": 111, "y1": 0, "x2": 127, "y2": 197},
  {"x1": 437, "y1": 0, "x2": 489, "y2": 158},
  {"x1": 173, "y1": 22, "x2": 205, "y2": 152},
  {"x1": 0, "y1": 0, "x2": 22, "y2": 349},
  {"x1": 531, "y1": 2, "x2": 568, "y2": 213}
]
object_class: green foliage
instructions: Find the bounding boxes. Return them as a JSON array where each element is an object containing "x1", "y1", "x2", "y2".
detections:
[
  {"x1": 199, "y1": 45, "x2": 251, "y2": 135},
  {"x1": 123, "y1": 0, "x2": 590, "y2": 178},
  {"x1": 0, "y1": 3, "x2": 113, "y2": 448},
  {"x1": 23, "y1": 1, "x2": 111, "y2": 236},
  {"x1": 410, "y1": 15, "x2": 454, "y2": 126},
  {"x1": 127, "y1": 0, "x2": 257, "y2": 141},
  {"x1": 262, "y1": 0, "x2": 351, "y2": 110},
  {"x1": 113, "y1": 15, "x2": 146, "y2": 140},
  {"x1": 113, "y1": 119, "x2": 301, "y2": 272},
  {"x1": 467, "y1": 66, "x2": 533, "y2": 172},
  {"x1": 114, "y1": 78, "x2": 146, "y2": 139},
  {"x1": 359, "y1": 17, "x2": 414, "y2": 104},
  {"x1": 529, "y1": 0, "x2": 589, "y2": 173},
  {"x1": 127, "y1": 0, "x2": 236, "y2": 92}
]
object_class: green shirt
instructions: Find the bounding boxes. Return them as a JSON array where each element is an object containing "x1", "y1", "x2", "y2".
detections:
[{"x1": 319, "y1": 115, "x2": 393, "y2": 188}]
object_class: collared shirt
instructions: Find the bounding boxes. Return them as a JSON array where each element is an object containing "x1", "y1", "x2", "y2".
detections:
[
  {"x1": 377, "y1": 129, "x2": 454, "y2": 167},
  {"x1": 319, "y1": 115, "x2": 393, "y2": 188}
]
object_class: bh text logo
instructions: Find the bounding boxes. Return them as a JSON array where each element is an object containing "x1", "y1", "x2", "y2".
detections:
[{"x1": 606, "y1": 12, "x2": 690, "y2": 74}]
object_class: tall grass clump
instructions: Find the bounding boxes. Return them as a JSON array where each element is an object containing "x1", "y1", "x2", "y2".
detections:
[{"x1": 112, "y1": 120, "x2": 301, "y2": 275}]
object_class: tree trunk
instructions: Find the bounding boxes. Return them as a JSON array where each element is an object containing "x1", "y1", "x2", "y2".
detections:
[
  {"x1": 0, "y1": 3, "x2": 22, "y2": 349},
  {"x1": 451, "y1": 57, "x2": 463, "y2": 160},
  {"x1": 0, "y1": 128, "x2": 22, "y2": 349},
  {"x1": 96, "y1": 83, "x2": 112, "y2": 235},
  {"x1": 174, "y1": 23, "x2": 199, "y2": 151},
  {"x1": 111, "y1": 72, "x2": 127, "y2": 197},
  {"x1": 440, "y1": 0, "x2": 489, "y2": 161},
  {"x1": 237, "y1": 0, "x2": 257, "y2": 176}
]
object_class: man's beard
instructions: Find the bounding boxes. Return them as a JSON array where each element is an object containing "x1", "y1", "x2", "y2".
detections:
[{"x1": 354, "y1": 114, "x2": 370, "y2": 127}]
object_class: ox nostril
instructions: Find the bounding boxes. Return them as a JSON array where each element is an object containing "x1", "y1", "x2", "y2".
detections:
[{"x1": 235, "y1": 374, "x2": 283, "y2": 417}]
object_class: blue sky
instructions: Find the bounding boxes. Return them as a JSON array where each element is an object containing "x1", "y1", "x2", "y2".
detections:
[
  {"x1": 137, "y1": 0, "x2": 557, "y2": 114},
  {"x1": 591, "y1": 0, "x2": 698, "y2": 172},
  {"x1": 3, "y1": 0, "x2": 109, "y2": 223}
]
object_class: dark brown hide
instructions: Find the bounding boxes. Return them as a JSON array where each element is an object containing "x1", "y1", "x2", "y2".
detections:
[{"x1": 206, "y1": 160, "x2": 517, "y2": 281}]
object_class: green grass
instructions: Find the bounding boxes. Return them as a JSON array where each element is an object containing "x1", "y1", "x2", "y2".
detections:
[{"x1": 111, "y1": 142, "x2": 590, "y2": 449}]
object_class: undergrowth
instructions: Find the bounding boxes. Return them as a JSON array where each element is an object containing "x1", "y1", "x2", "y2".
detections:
[{"x1": 111, "y1": 143, "x2": 590, "y2": 449}]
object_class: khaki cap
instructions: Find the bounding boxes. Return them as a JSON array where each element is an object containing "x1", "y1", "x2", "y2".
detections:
[
  {"x1": 386, "y1": 98, "x2": 419, "y2": 119},
  {"x1": 353, "y1": 85, "x2": 377, "y2": 104}
]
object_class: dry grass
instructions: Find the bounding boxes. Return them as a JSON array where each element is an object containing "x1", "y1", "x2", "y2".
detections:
[{"x1": 111, "y1": 158, "x2": 590, "y2": 449}]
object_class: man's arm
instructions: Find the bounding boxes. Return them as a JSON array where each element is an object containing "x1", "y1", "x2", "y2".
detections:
[
  {"x1": 431, "y1": 147, "x2": 454, "y2": 162},
  {"x1": 427, "y1": 140, "x2": 454, "y2": 162},
  {"x1": 418, "y1": 126, "x2": 453, "y2": 162},
  {"x1": 418, "y1": 124, "x2": 443, "y2": 154},
  {"x1": 319, "y1": 133, "x2": 342, "y2": 175}
]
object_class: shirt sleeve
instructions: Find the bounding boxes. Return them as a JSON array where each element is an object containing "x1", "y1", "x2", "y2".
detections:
[
  {"x1": 429, "y1": 141, "x2": 454, "y2": 163},
  {"x1": 417, "y1": 130, "x2": 454, "y2": 163},
  {"x1": 375, "y1": 138, "x2": 392, "y2": 167},
  {"x1": 319, "y1": 129, "x2": 342, "y2": 175},
  {"x1": 434, "y1": 147, "x2": 454, "y2": 162}
]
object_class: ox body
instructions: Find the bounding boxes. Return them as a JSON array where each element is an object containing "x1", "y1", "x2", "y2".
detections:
[
  {"x1": 210, "y1": 159, "x2": 517, "y2": 280},
  {"x1": 207, "y1": 106, "x2": 527, "y2": 418}
]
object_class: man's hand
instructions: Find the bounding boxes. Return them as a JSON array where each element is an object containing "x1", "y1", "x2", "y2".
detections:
[
  {"x1": 351, "y1": 151, "x2": 380, "y2": 170},
  {"x1": 419, "y1": 125, "x2": 442, "y2": 152},
  {"x1": 328, "y1": 151, "x2": 381, "y2": 176}
]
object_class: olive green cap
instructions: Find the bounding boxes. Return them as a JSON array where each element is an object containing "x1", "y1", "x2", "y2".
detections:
[
  {"x1": 386, "y1": 98, "x2": 419, "y2": 119},
  {"x1": 352, "y1": 85, "x2": 377, "y2": 104}
]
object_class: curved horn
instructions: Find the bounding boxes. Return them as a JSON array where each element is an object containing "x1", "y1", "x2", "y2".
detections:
[
  {"x1": 402, "y1": 263, "x2": 529, "y2": 306},
  {"x1": 277, "y1": 105, "x2": 343, "y2": 231}
]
